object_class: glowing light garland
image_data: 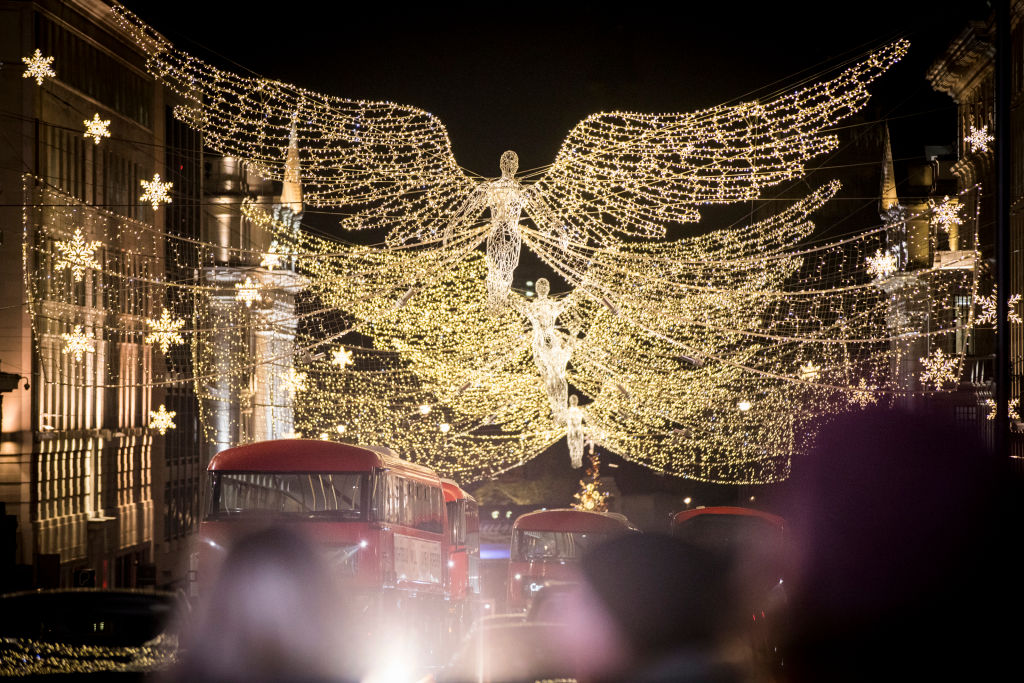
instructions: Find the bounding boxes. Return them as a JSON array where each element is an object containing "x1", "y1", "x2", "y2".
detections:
[
  {"x1": 16, "y1": 9, "x2": 984, "y2": 484},
  {"x1": 22, "y1": 49, "x2": 55, "y2": 85}
]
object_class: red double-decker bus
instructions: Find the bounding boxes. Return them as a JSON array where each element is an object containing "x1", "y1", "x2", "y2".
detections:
[
  {"x1": 440, "y1": 479, "x2": 480, "y2": 640},
  {"x1": 506, "y1": 509, "x2": 638, "y2": 611},
  {"x1": 193, "y1": 439, "x2": 449, "y2": 661}
]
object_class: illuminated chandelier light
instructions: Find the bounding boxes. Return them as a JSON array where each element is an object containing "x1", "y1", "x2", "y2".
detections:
[
  {"x1": 83, "y1": 113, "x2": 111, "y2": 145},
  {"x1": 144, "y1": 308, "x2": 185, "y2": 353},
  {"x1": 22, "y1": 49, "x2": 55, "y2": 85},
  {"x1": 919, "y1": 347, "x2": 959, "y2": 391},
  {"x1": 865, "y1": 249, "x2": 898, "y2": 279},
  {"x1": 139, "y1": 173, "x2": 172, "y2": 209},
  {"x1": 965, "y1": 125, "x2": 994, "y2": 154},
  {"x1": 54, "y1": 227, "x2": 102, "y2": 282},
  {"x1": 60, "y1": 325, "x2": 94, "y2": 362},
  {"x1": 148, "y1": 404, "x2": 177, "y2": 435}
]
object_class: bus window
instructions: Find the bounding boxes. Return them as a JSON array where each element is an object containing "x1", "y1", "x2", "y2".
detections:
[
  {"x1": 210, "y1": 472, "x2": 365, "y2": 519},
  {"x1": 512, "y1": 530, "x2": 615, "y2": 561}
]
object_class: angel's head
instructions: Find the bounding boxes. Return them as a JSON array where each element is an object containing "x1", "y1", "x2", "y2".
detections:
[
  {"x1": 500, "y1": 150, "x2": 518, "y2": 177},
  {"x1": 535, "y1": 278, "x2": 550, "y2": 297},
  {"x1": 569, "y1": 394, "x2": 579, "y2": 407}
]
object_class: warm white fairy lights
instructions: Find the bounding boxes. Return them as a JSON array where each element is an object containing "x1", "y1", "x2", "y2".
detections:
[
  {"x1": 977, "y1": 291, "x2": 1022, "y2": 326},
  {"x1": 139, "y1": 174, "x2": 172, "y2": 209},
  {"x1": 144, "y1": 309, "x2": 185, "y2": 354},
  {"x1": 13, "y1": 8, "x2": 984, "y2": 484},
  {"x1": 985, "y1": 398, "x2": 1020, "y2": 422},
  {"x1": 331, "y1": 347, "x2": 353, "y2": 368},
  {"x1": 282, "y1": 367, "x2": 307, "y2": 395},
  {"x1": 61, "y1": 325, "x2": 94, "y2": 362},
  {"x1": 54, "y1": 227, "x2": 102, "y2": 282},
  {"x1": 919, "y1": 348, "x2": 959, "y2": 391},
  {"x1": 22, "y1": 49, "x2": 55, "y2": 86},
  {"x1": 234, "y1": 277, "x2": 262, "y2": 307},
  {"x1": 83, "y1": 113, "x2": 111, "y2": 145},
  {"x1": 865, "y1": 249, "x2": 898, "y2": 279},
  {"x1": 929, "y1": 196, "x2": 963, "y2": 233},
  {"x1": 149, "y1": 404, "x2": 177, "y2": 435},
  {"x1": 965, "y1": 125, "x2": 994, "y2": 154}
]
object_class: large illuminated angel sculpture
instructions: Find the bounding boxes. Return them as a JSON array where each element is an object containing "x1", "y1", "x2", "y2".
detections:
[{"x1": 113, "y1": 6, "x2": 908, "y2": 309}]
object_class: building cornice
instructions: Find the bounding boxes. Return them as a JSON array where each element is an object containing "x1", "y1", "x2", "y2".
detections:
[{"x1": 927, "y1": 21, "x2": 994, "y2": 102}]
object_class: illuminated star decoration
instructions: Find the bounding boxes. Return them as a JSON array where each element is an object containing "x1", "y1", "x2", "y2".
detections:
[
  {"x1": 54, "y1": 228, "x2": 102, "y2": 282},
  {"x1": 83, "y1": 113, "x2": 111, "y2": 145},
  {"x1": 865, "y1": 249, "x2": 898, "y2": 279},
  {"x1": 234, "y1": 277, "x2": 262, "y2": 307},
  {"x1": 965, "y1": 125, "x2": 994, "y2": 154},
  {"x1": 22, "y1": 49, "x2": 55, "y2": 85},
  {"x1": 849, "y1": 378, "x2": 877, "y2": 408},
  {"x1": 139, "y1": 173, "x2": 173, "y2": 209},
  {"x1": 260, "y1": 240, "x2": 284, "y2": 270},
  {"x1": 331, "y1": 346, "x2": 353, "y2": 368},
  {"x1": 144, "y1": 308, "x2": 186, "y2": 353},
  {"x1": 977, "y1": 291, "x2": 1022, "y2": 326},
  {"x1": 798, "y1": 361, "x2": 821, "y2": 382},
  {"x1": 928, "y1": 196, "x2": 963, "y2": 233},
  {"x1": 985, "y1": 398, "x2": 1020, "y2": 422},
  {"x1": 149, "y1": 404, "x2": 177, "y2": 435},
  {"x1": 282, "y1": 367, "x2": 307, "y2": 395},
  {"x1": 919, "y1": 348, "x2": 959, "y2": 391},
  {"x1": 61, "y1": 325, "x2": 94, "y2": 362}
]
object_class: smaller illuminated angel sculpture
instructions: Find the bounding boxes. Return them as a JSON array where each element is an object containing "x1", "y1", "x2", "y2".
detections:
[
  {"x1": 511, "y1": 278, "x2": 576, "y2": 421},
  {"x1": 565, "y1": 394, "x2": 585, "y2": 469}
]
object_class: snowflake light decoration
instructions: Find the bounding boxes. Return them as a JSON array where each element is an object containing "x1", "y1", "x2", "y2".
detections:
[
  {"x1": 22, "y1": 49, "x2": 55, "y2": 85},
  {"x1": 54, "y1": 228, "x2": 103, "y2": 282},
  {"x1": 331, "y1": 347, "x2": 353, "y2": 368},
  {"x1": 977, "y1": 291, "x2": 1022, "y2": 326},
  {"x1": 282, "y1": 367, "x2": 307, "y2": 395},
  {"x1": 83, "y1": 113, "x2": 111, "y2": 145},
  {"x1": 928, "y1": 196, "x2": 963, "y2": 234},
  {"x1": 149, "y1": 404, "x2": 177, "y2": 435},
  {"x1": 865, "y1": 249, "x2": 898, "y2": 279},
  {"x1": 798, "y1": 361, "x2": 820, "y2": 382},
  {"x1": 849, "y1": 378, "x2": 877, "y2": 408},
  {"x1": 139, "y1": 173, "x2": 173, "y2": 209},
  {"x1": 234, "y1": 277, "x2": 262, "y2": 307},
  {"x1": 965, "y1": 125, "x2": 994, "y2": 154},
  {"x1": 61, "y1": 325, "x2": 94, "y2": 362},
  {"x1": 260, "y1": 240, "x2": 284, "y2": 270},
  {"x1": 985, "y1": 398, "x2": 1020, "y2": 422},
  {"x1": 144, "y1": 308, "x2": 185, "y2": 353},
  {"x1": 919, "y1": 347, "x2": 959, "y2": 391}
]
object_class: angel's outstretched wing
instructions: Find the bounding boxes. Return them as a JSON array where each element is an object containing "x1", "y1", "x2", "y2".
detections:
[
  {"x1": 112, "y1": 5, "x2": 475, "y2": 246},
  {"x1": 531, "y1": 40, "x2": 908, "y2": 243}
]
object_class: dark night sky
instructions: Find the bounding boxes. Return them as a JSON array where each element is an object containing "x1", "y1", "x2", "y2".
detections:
[{"x1": 123, "y1": 1, "x2": 992, "y2": 176}]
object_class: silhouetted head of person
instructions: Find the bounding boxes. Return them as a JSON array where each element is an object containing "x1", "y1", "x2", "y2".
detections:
[
  {"x1": 172, "y1": 526, "x2": 356, "y2": 682},
  {"x1": 577, "y1": 534, "x2": 732, "y2": 662},
  {"x1": 781, "y1": 406, "x2": 1022, "y2": 681}
]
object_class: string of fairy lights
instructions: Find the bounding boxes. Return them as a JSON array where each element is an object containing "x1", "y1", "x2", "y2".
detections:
[{"x1": 16, "y1": 7, "x2": 998, "y2": 484}]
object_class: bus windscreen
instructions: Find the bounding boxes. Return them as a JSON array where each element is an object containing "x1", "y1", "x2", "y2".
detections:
[
  {"x1": 511, "y1": 530, "x2": 616, "y2": 561},
  {"x1": 210, "y1": 472, "x2": 365, "y2": 519}
]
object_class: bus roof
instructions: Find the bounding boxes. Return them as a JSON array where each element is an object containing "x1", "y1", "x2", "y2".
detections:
[
  {"x1": 208, "y1": 439, "x2": 439, "y2": 482},
  {"x1": 671, "y1": 506, "x2": 784, "y2": 529},
  {"x1": 440, "y1": 478, "x2": 476, "y2": 504},
  {"x1": 512, "y1": 509, "x2": 637, "y2": 533}
]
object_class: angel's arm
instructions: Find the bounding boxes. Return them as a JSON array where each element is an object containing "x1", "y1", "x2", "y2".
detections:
[{"x1": 444, "y1": 184, "x2": 489, "y2": 247}]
